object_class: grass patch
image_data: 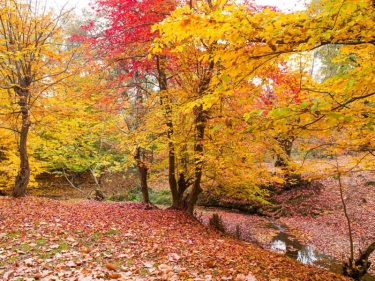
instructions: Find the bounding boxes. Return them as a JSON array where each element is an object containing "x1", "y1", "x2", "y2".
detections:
[
  {"x1": 104, "y1": 229, "x2": 118, "y2": 236},
  {"x1": 7, "y1": 231, "x2": 20, "y2": 239},
  {"x1": 91, "y1": 232, "x2": 100, "y2": 242},
  {"x1": 0, "y1": 256, "x2": 18, "y2": 267},
  {"x1": 35, "y1": 239, "x2": 47, "y2": 246},
  {"x1": 149, "y1": 189, "x2": 171, "y2": 205},
  {"x1": 12, "y1": 243, "x2": 31, "y2": 253}
]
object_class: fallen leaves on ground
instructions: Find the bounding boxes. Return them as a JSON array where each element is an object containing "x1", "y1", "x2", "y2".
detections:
[
  {"x1": 0, "y1": 197, "x2": 348, "y2": 281},
  {"x1": 196, "y1": 172, "x2": 375, "y2": 275},
  {"x1": 277, "y1": 173, "x2": 375, "y2": 273}
]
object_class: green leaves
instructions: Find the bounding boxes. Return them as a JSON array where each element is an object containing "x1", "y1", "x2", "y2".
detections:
[
  {"x1": 266, "y1": 107, "x2": 290, "y2": 118},
  {"x1": 325, "y1": 112, "x2": 352, "y2": 122}
]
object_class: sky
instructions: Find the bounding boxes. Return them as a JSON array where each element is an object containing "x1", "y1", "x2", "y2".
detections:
[
  {"x1": 256, "y1": 0, "x2": 307, "y2": 11},
  {"x1": 46, "y1": 0, "x2": 91, "y2": 13},
  {"x1": 46, "y1": 0, "x2": 307, "y2": 14}
]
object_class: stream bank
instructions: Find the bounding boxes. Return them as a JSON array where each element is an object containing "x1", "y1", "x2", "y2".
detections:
[
  {"x1": 267, "y1": 220, "x2": 375, "y2": 281},
  {"x1": 198, "y1": 206, "x2": 375, "y2": 281}
]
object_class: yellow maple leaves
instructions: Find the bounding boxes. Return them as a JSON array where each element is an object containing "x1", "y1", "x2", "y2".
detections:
[{"x1": 148, "y1": 0, "x2": 375, "y2": 188}]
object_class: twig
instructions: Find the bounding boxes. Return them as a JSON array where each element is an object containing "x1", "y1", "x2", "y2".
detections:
[{"x1": 62, "y1": 168, "x2": 89, "y2": 197}]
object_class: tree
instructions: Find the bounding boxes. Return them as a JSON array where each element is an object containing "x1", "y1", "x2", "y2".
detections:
[
  {"x1": 152, "y1": 0, "x2": 282, "y2": 213},
  {"x1": 35, "y1": 81, "x2": 126, "y2": 198},
  {"x1": 77, "y1": 0, "x2": 179, "y2": 205},
  {"x1": 0, "y1": 0, "x2": 80, "y2": 197}
]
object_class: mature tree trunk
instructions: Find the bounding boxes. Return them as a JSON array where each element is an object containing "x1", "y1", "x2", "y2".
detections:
[
  {"x1": 177, "y1": 173, "x2": 192, "y2": 207},
  {"x1": 134, "y1": 147, "x2": 150, "y2": 204},
  {"x1": 343, "y1": 241, "x2": 375, "y2": 280},
  {"x1": 12, "y1": 90, "x2": 31, "y2": 198},
  {"x1": 274, "y1": 136, "x2": 294, "y2": 168},
  {"x1": 89, "y1": 168, "x2": 105, "y2": 201},
  {"x1": 274, "y1": 136, "x2": 304, "y2": 189},
  {"x1": 187, "y1": 105, "x2": 206, "y2": 215}
]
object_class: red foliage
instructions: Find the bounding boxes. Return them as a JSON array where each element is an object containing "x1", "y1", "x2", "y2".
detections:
[{"x1": 77, "y1": 0, "x2": 177, "y2": 74}]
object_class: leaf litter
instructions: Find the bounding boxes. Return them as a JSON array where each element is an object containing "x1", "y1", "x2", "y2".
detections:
[
  {"x1": 0, "y1": 197, "x2": 349, "y2": 280},
  {"x1": 197, "y1": 172, "x2": 375, "y2": 276}
]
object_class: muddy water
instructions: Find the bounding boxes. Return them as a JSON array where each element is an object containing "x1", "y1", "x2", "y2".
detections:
[{"x1": 268, "y1": 221, "x2": 375, "y2": 281}]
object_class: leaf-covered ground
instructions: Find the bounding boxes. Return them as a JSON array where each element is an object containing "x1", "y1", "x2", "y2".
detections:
[
  {"x1": 0, "y1": 197, "x2": 349, "y2": 281},
  {"x1": 277, "y1": 174, "x2": 375, "y2": 272},
  {"x1": 197, "y1": 173, "x2": 375, "y2": 275}
]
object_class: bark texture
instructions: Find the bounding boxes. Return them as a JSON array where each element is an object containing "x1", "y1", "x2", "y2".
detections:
[{"x1": 12, "y1": 86, "x2": 31, "y2": 198}]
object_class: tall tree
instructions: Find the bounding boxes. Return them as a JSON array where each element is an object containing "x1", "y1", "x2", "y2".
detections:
[
  {"x1": 0, "y1": 0, "x2": 79, "y2": 197},
  {"x1": 77, "y1": 0, "x2": 184, "y2": 205}
]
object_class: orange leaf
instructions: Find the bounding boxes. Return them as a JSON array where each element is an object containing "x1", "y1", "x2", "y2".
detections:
[
  {"x1": 105, "y1": 263, "x2": 117, "y2": 271},
  {"x1": 109, "y1": 273, "x2": 122, "y2": 279}
]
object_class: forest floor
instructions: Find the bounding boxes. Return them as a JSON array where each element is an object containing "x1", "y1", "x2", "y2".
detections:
[
  {"x1": 0, "y1": 197, "x2": 350, "y2": 281},
  {"x1": 197, "y1": 172, "x2": 375, "y2": 275}
]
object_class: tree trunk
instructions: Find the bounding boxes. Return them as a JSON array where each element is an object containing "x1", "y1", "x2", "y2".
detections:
[
  {"x1": 134, "y1": 147, "x2": 150, "y2": 204},
  {"x1": 139, "y1": 165, "x2": 149, "y2": 204},
  {"x1": 156, "y1": 55, "x2": 180, "y2": 208},
  {"x1": 187, "y1": 104, "x2": 206, "y2": 215},
  {"x1": 177, "y1": 173, "x2": 190, "y2": 197},
  {"x1": 12, "y1": 93, "x2": 31, "y2": 198},
  {"x1": 274, "y1": 137, "x2": 294, "y2": 168},
  {"x1": 166, "y1": 108, "x2": 179, "y2": 208},
  {"x1": 343, "y1": 241, "x2": 375, "y2": 280},
  {"x1": 274, "y1": 136, "x2": 304, "y2": 189},
  {"x1": 186, "y1": 52, "x2": 214, "y2": 215}
]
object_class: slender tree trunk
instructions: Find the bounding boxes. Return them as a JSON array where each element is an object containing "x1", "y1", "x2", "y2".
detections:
[
  {"x1": 139, "y1": 165, "x2": 149, "y2": 204},
  {"x1": 166, "y1": 106, "x2": 179, "y2": 208},
  {"x1": 12, "y1": 92, "x2": 31, "y2": 197},
  {"x1": 156, "y1": 55, "x2": 180, "y2": 208},
  {"x1": 338, "y1": 173, "x2": 354, "y2": 263},
  {"x1": 186, "y1": 51, "x2": 214, "y2": 215}
]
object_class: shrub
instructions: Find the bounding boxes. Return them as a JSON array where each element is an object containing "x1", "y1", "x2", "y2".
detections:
[
  {"x1": 149, "y1": 189, "x2": 172, "y2": 205},
  {"x1": 108, "y1": 193, "x2": 128, "y2": 202}
]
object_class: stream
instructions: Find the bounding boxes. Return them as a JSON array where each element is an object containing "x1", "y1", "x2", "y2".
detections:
[{"x1": 268, "y1": 220, "x2": 375, "y2": 281}]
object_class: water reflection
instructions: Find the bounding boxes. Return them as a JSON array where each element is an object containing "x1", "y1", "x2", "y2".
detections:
[{"x1": 268, "y1": 222, "x2": 375, "y2": 281}]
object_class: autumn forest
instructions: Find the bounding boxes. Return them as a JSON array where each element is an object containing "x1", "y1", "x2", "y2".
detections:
[{"x1": 1, "y1": 0, "x2": 375, "y2": 280}]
